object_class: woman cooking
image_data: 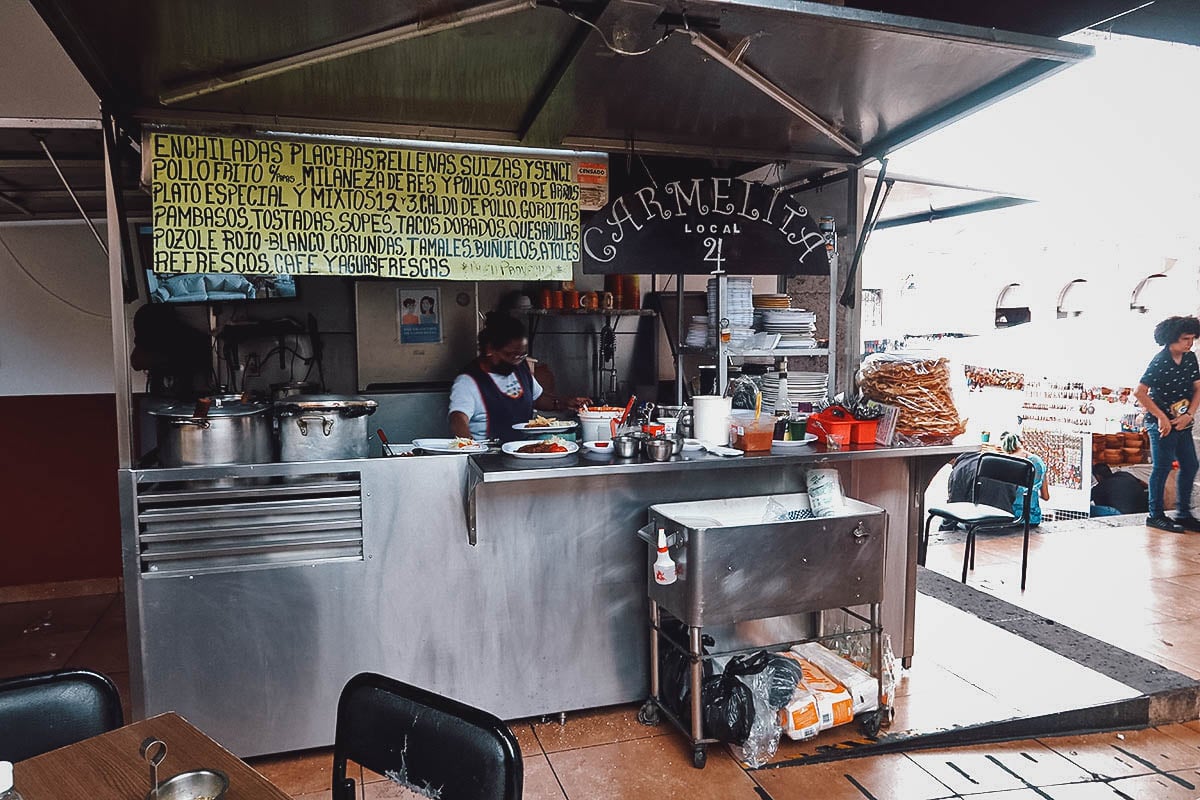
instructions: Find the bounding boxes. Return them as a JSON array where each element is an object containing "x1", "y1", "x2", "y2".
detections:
[{"x1": 449, "y1": 312, "x2": 589, "y2": 443}]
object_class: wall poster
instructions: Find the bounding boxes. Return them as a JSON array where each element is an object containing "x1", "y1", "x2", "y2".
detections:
[{"x1": 398, "y1": 287, "x2": 442, "y2": 344}]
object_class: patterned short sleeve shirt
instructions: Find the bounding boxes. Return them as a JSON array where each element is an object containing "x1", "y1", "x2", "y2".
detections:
[{"x1": 1140, "y1": 348, "x2": 1200, "y2": 418}]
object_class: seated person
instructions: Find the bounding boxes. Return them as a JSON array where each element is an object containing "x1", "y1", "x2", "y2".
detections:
[
  {"x1": 1091, "y1": 463, "x2": 1149, "y2": 516},
  {"x1": 999, "y1": 432, "x2": 1051, "y2": 525}
]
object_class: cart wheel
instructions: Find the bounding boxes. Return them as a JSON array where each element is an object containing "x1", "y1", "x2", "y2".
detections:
[
  {"x1": 692, "y1": 746, "x2": 707, "y2": 769},
  {"x1": 858, "y1": 710, "x2": 882, "y2": 738},
  {"x1": 637, "y1": 701, "x2": 660, "y2": 726}
]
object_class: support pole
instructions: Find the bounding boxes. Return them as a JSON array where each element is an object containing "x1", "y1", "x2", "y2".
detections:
[{"x1": 38, "y1": 136, "x2": 107, "y2": 255}]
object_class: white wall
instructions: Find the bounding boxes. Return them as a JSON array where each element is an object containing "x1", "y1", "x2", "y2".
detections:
[
  {"x1": 0, "y1": 0, "x2": 97, "y2": 118},
  {"x1": 0, "y1": 223, "x2": 114, "y2": 395}
]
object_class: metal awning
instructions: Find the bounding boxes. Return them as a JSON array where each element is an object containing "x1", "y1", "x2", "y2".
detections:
[
  {"x1": 865, "y1": 172, "x2": 1036, "y2": 230},
  {"x1": 27, "y1": 0, "x2": 1091, "y2": 174}
]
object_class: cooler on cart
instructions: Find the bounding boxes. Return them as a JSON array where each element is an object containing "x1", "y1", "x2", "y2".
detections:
[{"x1": 636, "y1": 493, "x2": 889, "y2": 768}]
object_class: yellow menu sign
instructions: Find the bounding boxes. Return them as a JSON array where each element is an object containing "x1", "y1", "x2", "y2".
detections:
[{"x1": 148, "y1": 133, "x2": 581, "y2": 280}]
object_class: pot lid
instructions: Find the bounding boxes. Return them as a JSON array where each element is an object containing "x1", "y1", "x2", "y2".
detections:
[
  {"x1": 150, "y1": 397, "x2": 271, "y2": 418},
  {"x1": 274, "y1": 394, "x2": 379, "y2": 412}
]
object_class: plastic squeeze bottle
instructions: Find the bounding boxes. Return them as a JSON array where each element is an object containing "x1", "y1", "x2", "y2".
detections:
[
  {"x1": 653, "y1": 529, "x2": 677, "y2": 585},
  {"x1": 0, "y1": 761, "x2": 24, "y2": 800}
]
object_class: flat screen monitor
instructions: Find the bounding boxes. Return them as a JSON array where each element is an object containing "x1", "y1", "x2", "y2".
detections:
[{"x1": 137, "y1": 225, "x2": 298, "y2": 304}]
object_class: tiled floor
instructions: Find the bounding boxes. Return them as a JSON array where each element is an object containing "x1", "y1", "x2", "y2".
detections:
[
  {"x1": 923, "y1": 515, "x2": 1200, "y2": 679},
  {"x1": 4, "y1": 514, "x2": 1200, "y2": 798}
]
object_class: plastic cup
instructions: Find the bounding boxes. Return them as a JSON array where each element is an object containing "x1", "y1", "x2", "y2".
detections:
[
  {"x1": 788, "y1": 417, "x2": 808, "y2": 441},
  {"x1": 826, "y1": 433, "x2": 847, "y2": 450}
]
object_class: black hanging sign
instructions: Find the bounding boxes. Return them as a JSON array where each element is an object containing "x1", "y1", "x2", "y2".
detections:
[{"x1": 582, "y1": 178, "x2": 830, "y2": 276}]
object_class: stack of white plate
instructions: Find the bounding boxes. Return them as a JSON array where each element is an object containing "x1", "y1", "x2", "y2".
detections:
[
  {"x1": 760, "y1": 371, "x2": 828, "y2": 409},
  {"x1": 707, "y1": 277, "x2": 754, "y2": 346},
  {"x1": 684, "y1": 315, "x2": 708, "y2": 348},
  {"x1": 762, "y1": 308, "x2": 818, "y2": 349}
]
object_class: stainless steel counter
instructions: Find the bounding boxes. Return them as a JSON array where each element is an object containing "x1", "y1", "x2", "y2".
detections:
[
  {"x1": 119, "y1": 442, "x2": 967, "y2": 757},
  {"x1": 469, "y1": 442, "x2": 970, "y2": 482}
]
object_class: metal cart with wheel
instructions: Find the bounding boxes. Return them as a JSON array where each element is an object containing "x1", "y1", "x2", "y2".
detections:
[{"x1": 635, "y1": 493, "x2": 889, "y2": 768}]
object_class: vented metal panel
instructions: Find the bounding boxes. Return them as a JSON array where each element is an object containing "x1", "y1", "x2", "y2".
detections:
[{"x1": 135, "y1": 473, "x2": 363, "y2": 576}]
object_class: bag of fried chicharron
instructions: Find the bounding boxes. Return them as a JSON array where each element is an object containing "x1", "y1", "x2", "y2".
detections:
[{"x1": 856, "y1": 353, "x2": 966, "y2": 446}]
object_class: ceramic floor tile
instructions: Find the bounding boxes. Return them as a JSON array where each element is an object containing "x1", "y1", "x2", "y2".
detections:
[
  {"x1": 905, "y1": 740, "x2": 1093, "y2": 796},
  {"x1": 532, "y1": 703, "x2": 667, "y2": 753},
  {"x1": 1040, "y1": 729, "x2": 1200, "y2": 780},
  {"x1": 1034, "y1": 783, "x2": 1130, "y2": 799},
  {"x1": 753, "y1": 753, "x2": 955, "y2": 800},
  {"x1": 523, "y1": 754, "x2": 567, "y2": 800},
  {"x1": 887, "y1": 674, "x2": 1021, "y2": 736},
  {"x1": 507, "y1": 721, "x2": 543, "y2": 756},
  {"x1": 246, "y1": 748, "x2": 334, "y2": 796},
  {"x1": 1105, "y1": 767, "x2": 1200, "y2": 799},
  {"x1": 548, "y1": 734, "x2": 760, "y2": 800}
]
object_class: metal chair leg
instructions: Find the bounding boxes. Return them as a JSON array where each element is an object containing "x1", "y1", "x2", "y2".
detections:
[
  {"x1": 919, "y1": 514, "x2": 936, "y2": 566},
  {"x1": 1020, "y1": 516, "x2": 1031, "y2": 591},
  {"x1": 961, "y1": 528, "x2": 973, "y2": 583}
]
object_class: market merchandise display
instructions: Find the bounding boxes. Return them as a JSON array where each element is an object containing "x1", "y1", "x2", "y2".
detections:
[
  {"x1": 964, "y1": 364, "x2": 1025, "y2": 391},
  {"x1": 857, "y1": 354, "x2": 965, "y2": 444},
  {"x1": 1020, "y1": 427, "x2": 1086, "y2": 490}
]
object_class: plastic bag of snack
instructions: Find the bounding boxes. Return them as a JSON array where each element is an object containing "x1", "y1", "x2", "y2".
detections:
[{"x1": 856, "y1": 353, "x2": 966, "y2": 445}]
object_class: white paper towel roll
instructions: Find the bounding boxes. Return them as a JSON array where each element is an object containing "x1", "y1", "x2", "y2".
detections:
[{"x1": 692, "y1": 395, "x2": 732, "y2": 445}]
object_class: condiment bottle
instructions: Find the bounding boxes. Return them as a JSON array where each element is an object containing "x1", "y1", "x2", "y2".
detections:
[
  {"x1": 653, "y1": 529, "x2": 677, "y2": 585},
  {"x1": 0, "y1": 761, "x2": 24, "y2": 800}
]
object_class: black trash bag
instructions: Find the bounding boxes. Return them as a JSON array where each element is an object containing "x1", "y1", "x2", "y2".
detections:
[
  {"x1": 700, "y1": 651, "x2": 772, "y2": 744},
  {"x1": 658, "y1": 620, "x2": 715, "y2": 721},
  {"x1": 762, "y1": 654, "x2": 805, "y2": 709}
]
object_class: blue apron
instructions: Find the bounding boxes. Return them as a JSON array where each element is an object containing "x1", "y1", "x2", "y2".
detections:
[{"x1": 463, "y1": 359, "x2": 534, "y2": 443}]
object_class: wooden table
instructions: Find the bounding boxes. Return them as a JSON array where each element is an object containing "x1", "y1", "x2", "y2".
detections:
[{"x1": 14, "y1": 713, "x2": 291, "y2": 800}]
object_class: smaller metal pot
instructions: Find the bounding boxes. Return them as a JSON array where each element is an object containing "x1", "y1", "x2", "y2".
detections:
[
  {"x1": 644, "y1": 438, "x2": 673, "y2": 462},
  {"x1": 662, "y1": 434, "x2": 684, "y2": 456},
  {"x1": 612, "y1": 434, "x2": 638, "y2": 458}
]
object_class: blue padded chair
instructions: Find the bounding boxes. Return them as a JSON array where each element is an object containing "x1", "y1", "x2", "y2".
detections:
[
  {"x1": 922, "y1": 452, "x2": 1037, "y2": 589},
  {"x1": 0, "y1": 669, "x2": 123, "y2": 761},
  {"x1": 332, "y1": 672, "x2": 522, "y2": 800}
]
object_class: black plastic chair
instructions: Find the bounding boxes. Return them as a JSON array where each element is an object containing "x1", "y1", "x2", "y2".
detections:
[
  {"x1": 921, "y1": 452, "x2": 1037, "y2": 589},
  {"x1": 0, "y1": 669, "x2": 124, "y2": 761},
  {"x1": 332, "y1": 672, "x2": 522, "y2": 800}
]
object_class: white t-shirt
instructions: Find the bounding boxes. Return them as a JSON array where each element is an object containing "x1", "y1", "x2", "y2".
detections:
[{"x1": 448, "y1": 369, "x2": 543, "y2": 439}]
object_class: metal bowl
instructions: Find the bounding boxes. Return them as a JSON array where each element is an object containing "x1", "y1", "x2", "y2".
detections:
[
  {"x1": 612, "y1": 435, "x2": 638, "y2": 458},
  {"x1": 644, "y1": 438, "x2": 674, "y2": 462},
  {"x1": 147, "y1": 769, "x2": 229, "y2": 800}
]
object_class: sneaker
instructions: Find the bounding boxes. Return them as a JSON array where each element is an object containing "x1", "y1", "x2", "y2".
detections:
[
  {"x1": 1175, "y1": 514, "x2": 1200, "y2": 532},
  {"x1": 1147, "y1": 515, "x2": 1185, "y2": 532}
]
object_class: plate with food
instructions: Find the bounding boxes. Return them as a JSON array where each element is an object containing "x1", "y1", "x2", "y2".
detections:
[
  {"x1": 771, "y1": 433, "x2": 819, "y2": 448},
  {"x1": 501, "y1": 438, "x2": 580, "y2": 459},
  {"x1": 512, "y1": 415, "x2": 578, "y2": 433},
  {"x1": 412, "y1": 437, "x2": 489, "y2": 454}
]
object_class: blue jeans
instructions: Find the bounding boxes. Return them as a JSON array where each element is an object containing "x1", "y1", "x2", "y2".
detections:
[{"x1": 1147, "y1": 420, "x2": 1199, "y2": 518}]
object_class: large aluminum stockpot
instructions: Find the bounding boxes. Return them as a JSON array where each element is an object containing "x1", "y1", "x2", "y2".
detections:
[
  {"x1": 274, "y1": 394, "x2": 378, "y2": 462},
  {"x1": 150, "y1": 396, "x2": 274, "y2": 467}
]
